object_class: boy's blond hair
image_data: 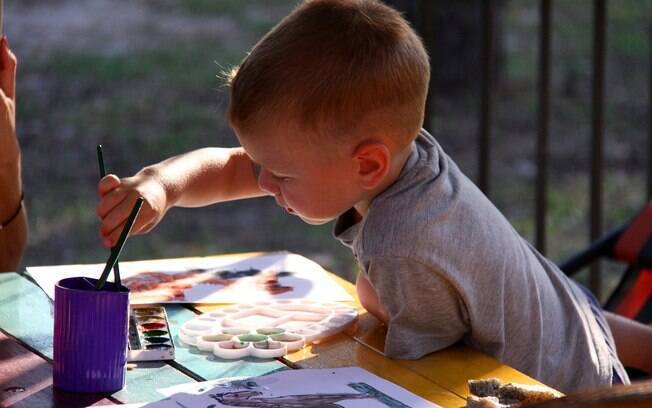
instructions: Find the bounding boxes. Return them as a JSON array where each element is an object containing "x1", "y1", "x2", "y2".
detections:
[{"x1": 227, "y1": 0, "x2": 430, "y2": 149}]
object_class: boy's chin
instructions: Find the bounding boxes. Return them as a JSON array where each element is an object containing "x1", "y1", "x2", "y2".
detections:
[{"x1": 296, "y1": 214, "x2": 335, "y2": 225}]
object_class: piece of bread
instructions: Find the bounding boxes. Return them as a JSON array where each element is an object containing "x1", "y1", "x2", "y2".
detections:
[
  {"x1": 469, "y1": 378, "x2": 502, "y2": 397},
  {"x1": 498, "y1": 382, "x2": 563, "y2": 404},
  {"x1": 466, "y1": 378, "x2": 562, "y2": 408},
  {"x1": 467, "y1": 395, "x2": 513, "y2": 408}
]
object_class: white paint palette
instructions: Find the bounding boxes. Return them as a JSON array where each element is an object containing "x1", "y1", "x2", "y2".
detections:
[{"x1": 179, "y1": 299, "x2": 358, "y2": 359}]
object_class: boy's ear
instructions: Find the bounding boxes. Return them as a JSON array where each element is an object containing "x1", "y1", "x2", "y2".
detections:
[{"x1": 353, "y1": 141, "x2": 391, "y2": 190}]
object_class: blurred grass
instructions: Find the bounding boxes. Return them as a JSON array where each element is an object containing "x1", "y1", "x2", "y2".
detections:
[
  {"x1": 17, "y1": 19, "x2": 355, "y2": 279},
  {"x1": 175, "y1": 0, "x2": 297, "y2": 36}
]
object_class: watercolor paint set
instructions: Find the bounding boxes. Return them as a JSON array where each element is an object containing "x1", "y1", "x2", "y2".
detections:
[
  {"x1": 178, "y1": 299, "x2": 357, "y2": 359},
  {"x1": 128, "y1": 305, "x2": 175, "y2": 362}
]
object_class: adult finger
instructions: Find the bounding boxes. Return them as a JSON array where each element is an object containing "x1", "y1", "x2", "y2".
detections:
[
  {"x1": 0, "y1": 88, "x2": 14, "y2": 132},
  {"x1": 0, "y1": 87, "x2": 11, "y2": 113},
  {"x1": 140, "y1": 220, "x2": 159, "y2": 234},
  {"x1": 0, "y1": 37, "x2": 17, "y2": 102}
]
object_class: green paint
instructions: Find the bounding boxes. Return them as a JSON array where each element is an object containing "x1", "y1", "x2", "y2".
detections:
[
  {"x1": 145, "y1": 337, "x2": 170, "y2": 344},
  {"x1": 164, "y1": 305, "x2": 287, "y2": 380},
  {"x1": 143, "y1": 330, "x2": 168, "y2": 337}
]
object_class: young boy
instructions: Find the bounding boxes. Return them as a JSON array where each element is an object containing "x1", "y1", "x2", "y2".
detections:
[{"x1": 96, "y1": 0, "x2": 651, "y2": 393}]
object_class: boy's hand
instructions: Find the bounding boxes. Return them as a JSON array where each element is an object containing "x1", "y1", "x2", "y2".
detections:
[
  {"x1": 0, "y1": 36, "x2": 18, "y2": 163},
  {"x1": 96, "y1": 172, "x2": 168, "y2": 248}
]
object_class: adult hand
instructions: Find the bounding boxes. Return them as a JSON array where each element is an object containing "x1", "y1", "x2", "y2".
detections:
[{"x1": 96, "y1": 171, "x2": 169, "y2": 248}]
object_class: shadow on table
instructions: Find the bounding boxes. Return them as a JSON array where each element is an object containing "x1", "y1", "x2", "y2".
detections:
[
  {"x1": 0, "y1": 333, "x2": 114, "y2": 407},
  {"x1": 526, "y1": 381, "x2": 652, "y2": 408}
]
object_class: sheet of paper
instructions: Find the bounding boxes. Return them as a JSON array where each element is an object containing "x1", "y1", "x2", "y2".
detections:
[
  {"x1": 26, "y1": 252, "x2": 352, "y2": 304},
  {"x1": 116, "y1": 367, "x2": 441, "y2": 407}
]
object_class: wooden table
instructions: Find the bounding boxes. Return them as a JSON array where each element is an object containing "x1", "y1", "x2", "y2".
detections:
[{"x1": 0, "y1": 253, "x2": 556, "y2": 407}]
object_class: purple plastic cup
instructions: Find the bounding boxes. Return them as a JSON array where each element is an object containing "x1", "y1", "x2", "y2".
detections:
[{"x1": 53, "y1": 277, "x2": 130, "y2": 393}]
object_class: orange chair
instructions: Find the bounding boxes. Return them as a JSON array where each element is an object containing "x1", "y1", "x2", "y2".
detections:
[{"x1": 559, "y1": 201, "x2": 652, "y2": 324}]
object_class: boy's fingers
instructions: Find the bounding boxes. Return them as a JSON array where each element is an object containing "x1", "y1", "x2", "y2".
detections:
[
  {"x1": 140, "y1": 221, "x2": 157, "y2": 233},
  {"x1": 0, "y1": 37, "x2": 17, "y2": 102},
  {"x1": 100, "y1": 196, "x2": 155, "y2": 246},
  {"x1": 102, "y1": 211, "x2": 152, "y2": 248},
  {"x1": 96, "y1": 188, "x2": 127, "y2": 218},
  {"x1": 100, "y1": 195, "x2": 139, "y2": 237},
  {"x1": 97, "y1": 174, "x2": 121, "y2": 196},
  {"x1": 101, "y1": 220, "x2": 126, "y2": 248}
]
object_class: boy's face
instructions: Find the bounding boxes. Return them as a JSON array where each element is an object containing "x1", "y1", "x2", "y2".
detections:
[{"x1": 236, "y1": 124, "x2": 365, "y2": 225}]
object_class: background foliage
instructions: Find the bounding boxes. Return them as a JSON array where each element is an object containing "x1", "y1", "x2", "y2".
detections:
[{"x1": 8, "y1": 1, "x2": 652, "y2": 298}]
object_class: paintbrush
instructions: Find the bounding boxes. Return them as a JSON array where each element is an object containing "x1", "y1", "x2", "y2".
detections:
[
  {"x1": 97, "y1": 145, "x2": 122, "y2": 290},
  {"x1": 96, "y1": 197, "x2": 144, "y2": 291}
]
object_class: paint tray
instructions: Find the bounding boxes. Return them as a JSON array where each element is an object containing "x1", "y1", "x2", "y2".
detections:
[
  {"x1": 178, "y1": 299, "x2": 358, "y2": 359},
  {"x1": 128, "y1": 305, "x2": 175, "y2": 362}
]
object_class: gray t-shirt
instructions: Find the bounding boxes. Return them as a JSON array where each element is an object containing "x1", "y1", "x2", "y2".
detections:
[{"x1": 334, "y1": 129, "x2": 628, "y2": 393}]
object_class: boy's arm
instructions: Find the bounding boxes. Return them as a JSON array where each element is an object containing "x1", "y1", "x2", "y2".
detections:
[
  {"x1": 361, "y1": 256, "x2": 468, "y2": 359},
  {"x1": 605, "y1": 311, "x2": 652, "y2": 373},
  {"x1": 97, "y1": 147, "x2": 265, "y2": 247},
  {"x1": 356, "y1": 271, "x2": 390, "y2": 325},
  {"x1": 145, "y1": 147, "x2": 264, "y2": 207}
]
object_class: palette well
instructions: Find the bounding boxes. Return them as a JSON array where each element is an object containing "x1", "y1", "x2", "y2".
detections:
[
  {"x1": 178, "y1": 299, "x2": 357, "y2": 359},
  {"x1": 128, "y1": 306, "x2": 175, "y2": 362}
]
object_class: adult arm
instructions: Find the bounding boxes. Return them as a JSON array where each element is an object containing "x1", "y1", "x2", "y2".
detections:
[{"x1": 0, "y1": 37, "x2": 27, "y2": 272}]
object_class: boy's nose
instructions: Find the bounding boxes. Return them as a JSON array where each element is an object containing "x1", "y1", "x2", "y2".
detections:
[{"x1": 258, "y1": 169, "x2": 280, "y2": 195}]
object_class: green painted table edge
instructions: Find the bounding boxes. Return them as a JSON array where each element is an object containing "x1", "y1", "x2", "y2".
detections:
[{"x1": 0, "y1": 272, "x2": 287, "y2": 404}]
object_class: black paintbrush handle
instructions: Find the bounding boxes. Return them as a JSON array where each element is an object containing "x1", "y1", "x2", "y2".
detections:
[
  {"x1": 96, "y1": 145, "x2": 122, "y2": 289},
  {"x1": 96, "y1": 197, "x2": 144, "y2": 290}
]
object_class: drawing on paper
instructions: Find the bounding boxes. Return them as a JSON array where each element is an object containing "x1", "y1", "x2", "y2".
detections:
[
  {"x1": 123, "y1": 267, "x2": 294, "y2": 303},
  {"x1": 208, "y1": 382, "x2": 412, "y2": 408},
  {"x1": 26, "y1": 252, "x2": 353, "y2": 304}
]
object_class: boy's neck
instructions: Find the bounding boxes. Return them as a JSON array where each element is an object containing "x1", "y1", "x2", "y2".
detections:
[{"x1": 353, "y1": 142, "x2": 414, "y2": 217}]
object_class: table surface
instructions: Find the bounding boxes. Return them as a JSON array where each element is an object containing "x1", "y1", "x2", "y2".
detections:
[{"x1": 0, "y1": 253, "x2": 556, "y2": 407}]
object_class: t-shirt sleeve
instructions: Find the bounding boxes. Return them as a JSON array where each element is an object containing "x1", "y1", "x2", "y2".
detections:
[{"x1": 364, "y1": 255, "x2": 469, "y2": 359}]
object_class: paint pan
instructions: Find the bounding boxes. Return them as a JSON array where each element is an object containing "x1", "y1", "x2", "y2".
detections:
[{"x1": 128, "y1": 305, "x2": 175, "y2": 362}]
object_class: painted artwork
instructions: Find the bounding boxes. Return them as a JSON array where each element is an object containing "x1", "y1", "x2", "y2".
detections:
[
  {"x1": 26, "y1": 252, "x2": 352, "y2": 304},
  {"x1": 121, "y1": 267, "x2": 294, "y2": 303},
  {"x1": 121, "y1": 367, "x2": 441, "y2": 408}
]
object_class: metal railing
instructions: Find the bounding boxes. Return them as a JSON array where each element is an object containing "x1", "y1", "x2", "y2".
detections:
[{"x1": 407, "y1": 0, "x2": 652, "y2": 295}]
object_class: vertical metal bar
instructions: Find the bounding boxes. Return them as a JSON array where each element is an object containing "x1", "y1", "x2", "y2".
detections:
[
  {"x1": 590, "y1": 0, "x2": 606, "y2": 297},
  {"x1": 479, "y1": 0, "x2": 494, "y2": 195},
  {"x1": 536, "y1": 0, "x2": 551, "y2": 254}
]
